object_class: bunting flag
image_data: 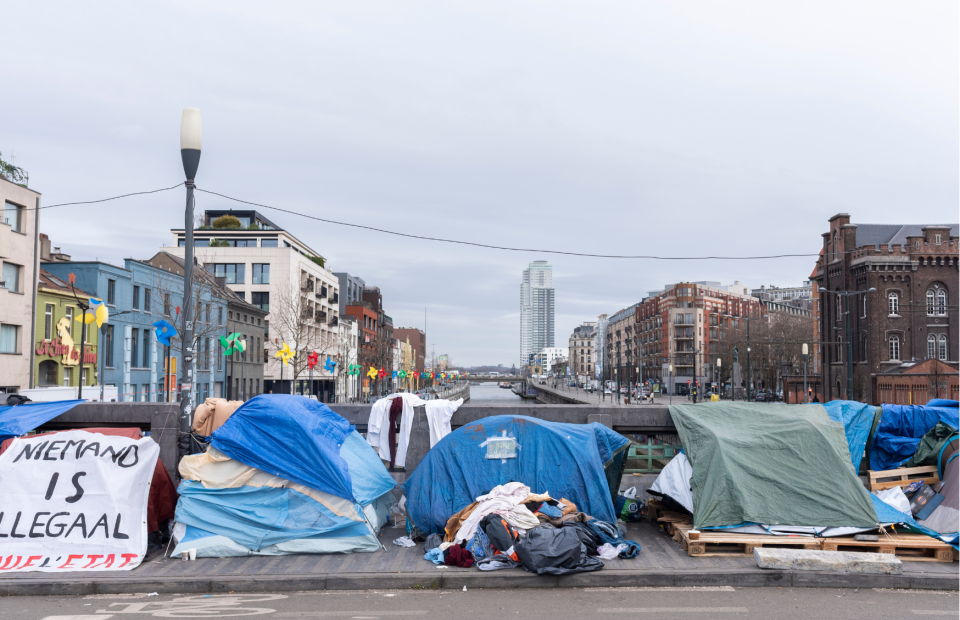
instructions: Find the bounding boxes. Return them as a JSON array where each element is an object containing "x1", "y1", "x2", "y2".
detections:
[
  {"x1": 324, "y1": 357, "x2": 337, "y2": 373},
  {"x1": 274, "y1": 342, "x2": 294, "y2": 365},
  {"x1": 153, "y1": 319, "x2": 178, "y2": 347}
]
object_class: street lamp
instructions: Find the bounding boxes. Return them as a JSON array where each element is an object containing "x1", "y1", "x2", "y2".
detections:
[
  {"x1": 802, "y1": 343, "x2": 808, "y2": 404},
  {"x1": 820, "y1": 288, "x2": 875, "y2": 400},
  {"x1": 668, "y1": 364, "x2": 673, "y2": 405},
  {"x1": 716, "y1": 357, "x2": 721, "y2": 397},
  {"x1": 179, "y1": 107, "x2": 202, "y2": 460}
]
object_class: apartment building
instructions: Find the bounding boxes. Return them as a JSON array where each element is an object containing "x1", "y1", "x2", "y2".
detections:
[
  {"x1": 604, "y1": 304, "x2": 640, "y2": 386},
  {"x1": 635, "y1": 281, "x2": 762, "y2": 395},
  {"x1": 568, "y1": 321, "x2": 596, "y2": 381},
  {"x1": 0, "y1": 179, "x2": 41, "y2": 393},
  {"x1": 520, "y1": 261, "x2": 555, "y2": 366},
  {"x1": 167, "y1": 209, "x2": 339, "y2": 395}
]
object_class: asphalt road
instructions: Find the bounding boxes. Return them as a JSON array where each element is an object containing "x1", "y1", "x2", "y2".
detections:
[{"x1": 5, "y1": 586, "x2": 957, "y2": 619}]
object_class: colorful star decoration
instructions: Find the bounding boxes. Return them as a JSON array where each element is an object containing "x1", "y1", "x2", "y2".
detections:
[
  {"x1": 324, "y1": 357, "x2": 337, "y2": 373},
  {"x1": 220, "y1": 332, "x2": 245, "y2": 356},
  {"x1": 307, "y1": 351, "x2": 320, "y2": 370}
]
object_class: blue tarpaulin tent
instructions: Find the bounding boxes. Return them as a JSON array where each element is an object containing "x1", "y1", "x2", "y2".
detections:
[
  {"x1": 401, "y1": 415, "x2": 631, "y2": 537},
  {"x1": 870, "y1": 400, "x2": 959, "y2": 471},
  {"x1": 173, "y1": 395, "x2": 397, "y2": 557},
  {"x1": 824, "y1": 400, "x2": 876, "y2": 472},
  {"x1": 0, "y1": 400, "x2": 83, "y2": 443}
]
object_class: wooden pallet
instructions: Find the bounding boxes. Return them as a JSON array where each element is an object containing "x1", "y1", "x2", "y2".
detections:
[
  {"x1": 679, "y1": 528, "x2": 820, "y2": 557},
  {"x1": 821, "y1": 533, "x2": 955, "y2": 562},
  {"x1": 867, "y1": 466, "x2": 939, "y2": 491}
]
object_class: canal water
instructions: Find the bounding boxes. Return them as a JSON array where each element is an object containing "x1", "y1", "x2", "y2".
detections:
[{"x1": 468, "y1": 382, "x2": 525, "y2": 404}]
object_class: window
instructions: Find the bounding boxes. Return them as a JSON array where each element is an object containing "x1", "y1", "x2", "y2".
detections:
[
  {"x1": 252, "y1": 292, "x2": 269, "y2": 312},
  {"x1": 107, "y1": 279, "x2": 116, "y2": 305},
  {"x1": 63, "y1": 367, "x2": 71, "y2": 387},
  {"x1": 889, "y1": 336, "x2": 900, "y2": 361},
  {"x1": 234, "y1": 291, "x2": 246, "y2": 301},
  {"x1": 1, "y1": 262, "x2": 21, "y2": 293},
  {"x1": 44, "y1": 304, "x2": 54, "y2": 340},
  {"x1": 205, "y1": 303, "x2": 211, "y2": 324},
  {"x1": 142, "y1": 329, "x2": 150, "y2": 367},
  {"x1": 131, "y1": 328, "x2": 139, "y2": 368},
  {"x1": 144, "y1": 288, "x2": 151, "y2": 312},
  {"x1": 935, "y1": 234, "x2": 942, "y2": 245},
  {"x1": 218, "y1": 307, "x2": 223, "y2": 325},
  {"x1": 939, "y1": 336, "x2": 948, "y2": 361},
  {"x1": 3, "y1": 202, "x2": 24, "y2": 232},
  {"x1": 253, "y1": 263, "x2": 270, "y2": 284},
  {"x1": 260, "y1": 238, "x2": 278, "y2": 247},
  {"x1": 133, "y1": 285, "x2": 140, "y2": 310},
  {"x1": 209, "y1": 263, "x2": 245, "y2": 284},
  {"x1": 64, "y1": 306, "x2": 73, "y2": 335},
  {"x1": 862, "y1": 296, "x2": 867, "y2": 319},
  {"x1": 888, "y1": 293, "x2": 899, "y2": 316},
  {"x1": 927, "y1": 289, "x2": 935, "y2": 315},
  {"x1": 105, "y1": 325, "x2": 114, "y2": 367},
  {"x1": 164, "y1": 293, "x2": 171, "y2": 315},
  {"x1": 0, "y1": 324, "x2": 19, "y2": 353},
  {"x1": 928, "y1": 335, "x2": 937, "y2": 359},
  {"x1": 937, "y1": 290, "x2": 947, "y2": 316},
  {"x1": 217, "y1": 343, "x2": 223, "y2": 371},
  {"x1": 861, "y1": 333, "x2": 867, "y2": 362}
]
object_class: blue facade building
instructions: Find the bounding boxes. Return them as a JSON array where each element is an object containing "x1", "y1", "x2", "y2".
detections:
[{"x1": 44, "y1": 257, "x2": 228, "y2": 402}]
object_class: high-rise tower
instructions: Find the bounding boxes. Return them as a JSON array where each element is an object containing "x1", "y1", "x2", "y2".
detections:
[{"x1": 520, "y1": 261, "x2": 555, "y2": 366}]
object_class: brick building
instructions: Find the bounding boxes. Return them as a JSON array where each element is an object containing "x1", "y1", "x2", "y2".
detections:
[
  {"x1": 813, "y1": 214, "x2": 958, "y2": 404},
  {"x1": 635, "y1": 281, "x2": 762, "y2": 395}
]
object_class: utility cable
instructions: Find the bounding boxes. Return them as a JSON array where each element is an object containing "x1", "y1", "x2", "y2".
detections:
[{"x1": 28, "y1": 183, "x2": 185, "y2": 210}]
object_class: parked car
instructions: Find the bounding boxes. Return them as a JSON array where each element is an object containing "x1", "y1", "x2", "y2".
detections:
[{"x1": 568, "y1": 381, "x2": 577, "y2": 387}]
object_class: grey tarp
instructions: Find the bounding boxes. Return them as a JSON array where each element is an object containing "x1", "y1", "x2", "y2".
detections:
[{"x1": 670, "y1": 402, "x2": 878, "y2": 530}]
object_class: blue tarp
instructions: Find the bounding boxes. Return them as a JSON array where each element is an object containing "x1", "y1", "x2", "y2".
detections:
[
  {"x1": 401, "y1": 415, "x2": 630, "y2": 536},
  {"x1": 175, "y1": 481, "x2": 373, "y2": 551},
  {"x1": 824, "y1": 400, "x2": 877, "y2": 472},
  {"x1": 870, "y1": 400, "x2": 959, "y2": 471},
  {"x1": 0, "y1": 400, "x2": 83, "y2": 443},
  {"x1": 211, "y1": 395, "x2": 396, "y2": 504}
]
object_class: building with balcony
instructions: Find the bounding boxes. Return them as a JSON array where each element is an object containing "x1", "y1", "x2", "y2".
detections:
[
  {"x1": 520, "y1": 261, "x2": 554, "y2": 366},
  {"x1": 167, "y1": 209, "x2": 340, "y2": 396},
  {"x1": 635, "y1": 281, "x2": 762, "y2": 395}
]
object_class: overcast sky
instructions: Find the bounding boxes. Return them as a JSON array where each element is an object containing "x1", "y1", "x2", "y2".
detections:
[{"x1": 4, "y1": 1, "x2": 957, "y2": 366}]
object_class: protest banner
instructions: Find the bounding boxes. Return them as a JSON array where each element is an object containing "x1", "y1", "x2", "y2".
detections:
[{"x1": 0, "y1": 429, "x2": 159, "y2": 572}]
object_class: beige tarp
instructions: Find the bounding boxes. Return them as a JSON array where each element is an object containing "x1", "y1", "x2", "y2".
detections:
[
  {"x1": 179, "y1": 447, "x2": 361, "y2": 521},
  {"x1": 192, "y1": 398, "x2": 242, "y2": 436}
]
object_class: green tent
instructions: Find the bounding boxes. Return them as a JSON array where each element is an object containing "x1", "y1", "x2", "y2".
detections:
[{"x1": 670, "y1": 402, "x2": 878, "y2": 530}]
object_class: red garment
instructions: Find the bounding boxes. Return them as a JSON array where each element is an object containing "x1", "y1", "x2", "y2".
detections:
[
  {"x1": 388, "y1": 397, "x2": 403, "y2": 469},
  {"x1": 443, "y1": 544, "x2": 475, "y2": 568},
  {"x1": 0, "y1": 427, "x2": 177, "y2": 532}
]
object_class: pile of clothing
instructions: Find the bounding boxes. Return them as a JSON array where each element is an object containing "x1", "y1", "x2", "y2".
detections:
[{"x1": 421, "y1": 482, "x2": 640, "y2": 575}]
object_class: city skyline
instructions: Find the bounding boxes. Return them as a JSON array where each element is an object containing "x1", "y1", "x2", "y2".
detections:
[
  {"x1": 2, "y1": 2, "x2": 956, "y2": 366},
  {"x1": 520, "y1": 260, "x2": 555, "y2": 366}
]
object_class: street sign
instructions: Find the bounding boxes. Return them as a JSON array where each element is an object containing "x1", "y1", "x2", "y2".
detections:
[{"x1": 181, "y1": 383, "x2": 192, "y2": 390}]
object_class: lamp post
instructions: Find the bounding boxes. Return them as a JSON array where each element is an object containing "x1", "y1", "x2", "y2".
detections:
[
  {"x1": 802, "y1": 343, "x2": 809, "y2": 404},
  {"x1": 716, "y1": 357, "x2": 721, "y2": 398},
  {"x1": 668, "y1": 364, "x2": 673, "y2": 405},
  {"x1": 179, "y1": 107, "x2": 202, "y2": 460}
]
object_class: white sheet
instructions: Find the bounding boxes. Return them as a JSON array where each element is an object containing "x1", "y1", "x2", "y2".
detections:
[
  {"x1": 366, "y1": 393, "x2": 427, "y2": 468},
  {"x1": 425, "y1": 397, "x2": 463, "y2": 447}
]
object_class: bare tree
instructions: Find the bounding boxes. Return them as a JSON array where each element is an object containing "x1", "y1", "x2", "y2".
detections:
[
  {"x1": 929, "y1": 361, "x2": 948, "y2": 400},
  {"x1": 267, "y1": 284, "x2": 338, "y2": 393}
]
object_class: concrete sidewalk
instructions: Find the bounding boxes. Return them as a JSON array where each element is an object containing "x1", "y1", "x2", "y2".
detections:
[{"x1": 1, "y1": 522, "x2": 954, "y2": 596}]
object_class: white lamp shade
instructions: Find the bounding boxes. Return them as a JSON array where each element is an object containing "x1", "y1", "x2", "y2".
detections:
[
  {"x1": 802, "y1": 343, "x2": 809, "y2": 355},
  {"x1": 716, "y1": 358, "x2": 721, "y2": 367},
  {"x1": 180, "y1": 108, "x2": 202, "y2": 151}
]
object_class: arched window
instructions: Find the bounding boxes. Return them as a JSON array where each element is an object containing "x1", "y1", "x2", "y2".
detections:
[
  {"x1": 834, "y1": 231, "x2": 839, "y2": 260},
  {"x1": 939, "y1": 335, "x2": 948, "y2": 361},
  {"x1": 836, "y1": 291, "x2": 843, "y2": 322},
  {"x1": 928, "y1": 335, "x2": 937, "y2": 359},
  {"x1": 889, "y1": 336, "x2": 900, "y2": 361},
  {"x1": 861, "y1": 333, "x2": 868, "y2": 362},
  {"x1": 927, "y1": 289, "x2": 936, "y2": 315},
  {"x1": 888, "y1": 293, "x2": 899, "y2": 316},
  {"x1": 937, "y1": 290, "x2": 947, "y2": 315}
]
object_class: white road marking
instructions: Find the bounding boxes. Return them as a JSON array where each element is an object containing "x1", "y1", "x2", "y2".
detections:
[
  {"x1": 42, "y1": 616, "x2": 114, "y2": 620},
  {"x1": 277, "y1": 612, "x2": 428, "y2": 617},
  {"x1": 912, "y1": 612, "x2": 957, "y2": 616},
  {"x1": 585, "y1": 587, "x2": 736, "y2": 592},
  {"x1": 83, "y1": 594, "x2": 151, "y2": 599},
  {"x1": 598, "y1": 608, "x2": 749, "y2": 613}
]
